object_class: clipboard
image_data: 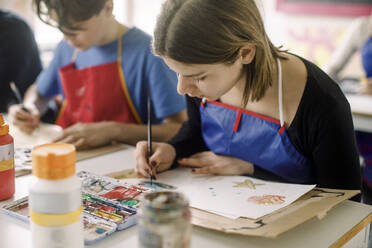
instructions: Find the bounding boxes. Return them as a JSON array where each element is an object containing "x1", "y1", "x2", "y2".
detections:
[{"x1": 190, "y1": 188, "x2": 360, "y2": 238}]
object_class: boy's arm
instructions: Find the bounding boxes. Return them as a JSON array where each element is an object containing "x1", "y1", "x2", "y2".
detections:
[
  {"x1": 54, "y1": 110, "x2": 187, "y2": 149},
  {"x1": 24, "y1": 83, "x2": 52, "y2": 115},
  {"x1": 108, "y1": 110, "x2": 187, "y2": 145}
]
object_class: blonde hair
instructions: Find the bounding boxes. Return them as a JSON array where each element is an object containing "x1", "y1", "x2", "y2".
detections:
[{"x1": 153, "y1": 0, "x2": 286, "y2": 105}]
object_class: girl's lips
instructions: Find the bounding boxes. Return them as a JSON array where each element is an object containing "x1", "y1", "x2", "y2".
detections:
[{"x1": 187, "y1": 94, "x2": 204, "y2": 98}]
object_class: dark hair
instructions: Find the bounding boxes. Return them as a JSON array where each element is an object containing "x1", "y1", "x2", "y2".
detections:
[
  {"x1": 33, "y1": 0, "x2": 107, "y2": 32},
  {"x1": 153, "y1": 0, "x2": 286, "y2": 105}
]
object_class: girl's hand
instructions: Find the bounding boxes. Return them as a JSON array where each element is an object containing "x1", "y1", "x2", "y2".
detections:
[
  {"x1": 177, "y1": 151, "x2": 254, "y2": 176},
  {"x1": 135, "y1": 141, "x2": 176, "y2": 179}
]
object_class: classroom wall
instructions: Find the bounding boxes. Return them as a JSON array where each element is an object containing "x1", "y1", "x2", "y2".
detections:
[
  {"x1": 0, "y1": 0, "x2": 368, "y2": 78},
  {"x1": 261, "y1": 0, "x2": 366, "y2": 78}
]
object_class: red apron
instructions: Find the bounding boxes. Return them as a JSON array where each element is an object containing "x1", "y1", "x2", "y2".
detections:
[{"x1": 56, "y1": 35, "x2": 142, "y2": 128}]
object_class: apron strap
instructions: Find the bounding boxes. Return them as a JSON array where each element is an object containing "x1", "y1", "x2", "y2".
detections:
[
  {"x1": 233, "y1": 110, "x2": 243, "y2": 133},
  {"x1": 71, "y1": 49, "x2": 78, "y2": 62},
  {"x1": 277, "y1": 58, "x2": 284, "y2": 127},
  {"x1": 117, "y1": 25, "x2": 123, "y2": 63}
]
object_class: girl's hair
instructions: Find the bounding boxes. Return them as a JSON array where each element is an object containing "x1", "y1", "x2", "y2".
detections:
[
  {"x1": 33, "y1": 0, "x2": 107, "y2": 32},
  {"x1": 153, "y1": 0, "x2": 286, "y2": 105}
]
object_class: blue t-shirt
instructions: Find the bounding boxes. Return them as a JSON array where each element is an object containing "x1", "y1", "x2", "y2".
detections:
[{"x1": 36, "y1": 27, "x2": 185, "y2": 124}]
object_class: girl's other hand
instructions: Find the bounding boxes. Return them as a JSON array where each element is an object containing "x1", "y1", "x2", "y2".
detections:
[{"x1": 177, "y1": 151, "x2": 254, "y2": 176}]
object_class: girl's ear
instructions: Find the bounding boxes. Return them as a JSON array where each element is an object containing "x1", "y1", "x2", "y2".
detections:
[
  {"x1": 104, "y1": 0, "x2": 114, "y2": 15},
  {"x1": 240, "y1": 44, "x2": 256, "y2": 64}
]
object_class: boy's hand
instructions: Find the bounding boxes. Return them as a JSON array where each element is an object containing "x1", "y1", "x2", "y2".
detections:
[
  {"x1": 54, "y1": 122, "x2": 115, "y2": 150},
  {"x1": 8, "y1": 104, "x2": 40, "y2": 134}
]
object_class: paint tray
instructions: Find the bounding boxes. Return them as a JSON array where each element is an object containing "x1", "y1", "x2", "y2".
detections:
[
  {"x1": 2, "y1": 171, "x2": 154, "y2": 245},
  {"x1": 78, "y1": 171, "x2": 153, "y2": 214}
]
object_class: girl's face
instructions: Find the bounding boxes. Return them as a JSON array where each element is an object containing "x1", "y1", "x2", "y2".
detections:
[{"x1": 163, "y1": 57, "x2": 245, "y2": 101}]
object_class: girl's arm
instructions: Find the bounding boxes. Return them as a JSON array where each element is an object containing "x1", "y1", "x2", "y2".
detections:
[{"x1": 168, "y1": 96, "x2": 209, "y2": 160}]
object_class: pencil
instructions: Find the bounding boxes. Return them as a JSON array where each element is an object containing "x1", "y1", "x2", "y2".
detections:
[
  {"x1": 147, "y1": 86, "x2": 153, "y2": 185},
  {"x1": 9, "y1": 82, "x2": 29, "y2": 113}
]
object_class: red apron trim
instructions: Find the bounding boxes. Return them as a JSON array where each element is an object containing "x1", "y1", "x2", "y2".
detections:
[
  {"x1": 278, "y1": 125, "x2": 285, "y2": 135},
  {"x1": 233, "y1": 111, "x2": 242, "y2": 133},
  {"x1": 117, "y1": 61, "x2": 143, "y2": 124},
  {"x1": 207, "y1": 100, "x2": 281, "y2": 125}
]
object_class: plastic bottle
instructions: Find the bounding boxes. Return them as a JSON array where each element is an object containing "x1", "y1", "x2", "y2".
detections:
[
  {"x1": 29, "y1": 143, "x2": 84, "y2": 248},
  {"x1": 0, "y1": 114, "x2": 15, "y2": 200}
]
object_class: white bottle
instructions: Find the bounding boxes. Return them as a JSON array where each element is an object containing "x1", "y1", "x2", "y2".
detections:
[{"x1": 29, "y1": 143, "x2": 84, "y2": 248}]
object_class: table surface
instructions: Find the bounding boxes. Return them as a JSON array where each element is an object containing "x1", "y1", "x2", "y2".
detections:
[{"x1": 1, "y1": 147, "x2": 372, "y2": 248}]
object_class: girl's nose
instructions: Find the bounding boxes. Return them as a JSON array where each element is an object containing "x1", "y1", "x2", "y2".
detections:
[{"x1": 177, "y1": 75, "x2": 194, "y2": 95}]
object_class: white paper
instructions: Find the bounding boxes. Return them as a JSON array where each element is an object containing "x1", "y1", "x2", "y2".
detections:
[{"x1": 156, "y1": 168, "x2": 315, "y2": 220}]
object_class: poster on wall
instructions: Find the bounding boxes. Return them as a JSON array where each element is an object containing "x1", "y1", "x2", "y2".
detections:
[{"x1": 276, "y1": 0, "x2": 372, "y2": 16}]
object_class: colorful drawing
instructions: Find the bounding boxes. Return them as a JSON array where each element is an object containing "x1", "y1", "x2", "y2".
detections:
[
  {"x1": 248, "y1": 195, "x2": 286, "y2": 205},
  {"x1": 208, "y1": 187, "x2": 217, "y2": 197},
  {"x1": 277, "y1": 0, "x2": 372, "y2": 17},
  {"x1": 233, "y1": 179, "x2": 264, "y2": 189},
  {"x1": 14, "y1": 147, "x2": 32, "y2": 171},
  {"x1": 138, "y1": 180, "x2": 177, "y2": 190}
]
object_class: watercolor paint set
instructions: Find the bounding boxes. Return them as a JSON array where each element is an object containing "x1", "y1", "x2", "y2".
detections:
[{"x1": 2, "y1": 171, "x2": 157, "y2": 245}]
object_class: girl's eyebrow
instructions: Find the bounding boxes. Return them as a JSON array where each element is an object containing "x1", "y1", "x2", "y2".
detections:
[{"x1": 183, "y1": 72, "x2": 206, "y2": 78}]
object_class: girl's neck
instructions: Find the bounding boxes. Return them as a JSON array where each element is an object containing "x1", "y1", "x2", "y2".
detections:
[{"x1": 220, "y1": 59, "x2": 280, "y2": 109}]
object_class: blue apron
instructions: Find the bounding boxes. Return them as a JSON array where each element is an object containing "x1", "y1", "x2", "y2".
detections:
[
  {"x1": 200, "y1": 60, "x2": 313, "y2": 183},
  {"x1": 362, "y1": 37, "x2": 372, "y2": 78}
]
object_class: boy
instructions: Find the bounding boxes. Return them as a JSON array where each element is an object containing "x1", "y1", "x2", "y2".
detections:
[{"x1": 9, "y1": 0, "x2": 186, "y2": 150}]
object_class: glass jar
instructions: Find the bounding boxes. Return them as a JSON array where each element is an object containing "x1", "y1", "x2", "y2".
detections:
[{"x1": 138, "y1": 191, "x2": 191, "y2": 248}]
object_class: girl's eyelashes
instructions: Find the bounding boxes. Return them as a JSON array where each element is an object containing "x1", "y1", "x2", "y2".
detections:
[{"x1": 194, "y1": 76, "x2": 206, "y2": 82}]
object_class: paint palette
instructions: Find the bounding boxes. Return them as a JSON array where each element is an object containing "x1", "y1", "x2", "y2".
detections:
[
  {"x1": 78, "y1": 171, "x2": 152, "y2": 212},
  {"x1": 2, "y1": 171, "x2": 156, "y2": 245}
]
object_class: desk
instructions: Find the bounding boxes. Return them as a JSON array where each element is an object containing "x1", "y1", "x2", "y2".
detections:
[
  {"x1": 1, "y1": 147, "x2": 372, "y2": 248},
  {"x1": 346, "y1": 94, "x2": 372, "y2": 133}
]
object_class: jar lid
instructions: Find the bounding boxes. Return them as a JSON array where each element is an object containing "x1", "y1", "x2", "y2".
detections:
[
  {"x1": 0, "y1": 114, "x2": 9, "y2": 136},
  {"x1": 32, "y1": 143, "x2": 76, "y2": 180}
]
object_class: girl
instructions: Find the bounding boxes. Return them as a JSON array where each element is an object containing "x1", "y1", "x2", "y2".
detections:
[{"x1": 135, "y1": 0, "x2": 361, "y2": 192}]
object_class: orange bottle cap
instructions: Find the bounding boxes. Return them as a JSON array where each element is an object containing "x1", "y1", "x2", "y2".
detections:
[
  {"x1": 0, "y1": 114, "x2": 9, "y2": 136},
  {"x1": 32, "y1": 143, "x2": 76, "y2": 180}
]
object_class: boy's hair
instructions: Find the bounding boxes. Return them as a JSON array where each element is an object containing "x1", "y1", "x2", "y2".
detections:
[
  {"x1": 153, "y1": 0, "x2": 286, "y2": 105},
  {"x1": 33, "y1": 0, "x2": 107, "y2": 32}
]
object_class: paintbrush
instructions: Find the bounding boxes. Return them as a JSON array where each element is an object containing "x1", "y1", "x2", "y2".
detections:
[
  {"x1": 10, "y1": 82, "x2": 38, "y2": 129},
  {"x1": 147, "y1": 86, "x2": 153, "y2": 185},
  {"x1": 9, "y1": 82, "x2": 29, "y2": 113}
]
